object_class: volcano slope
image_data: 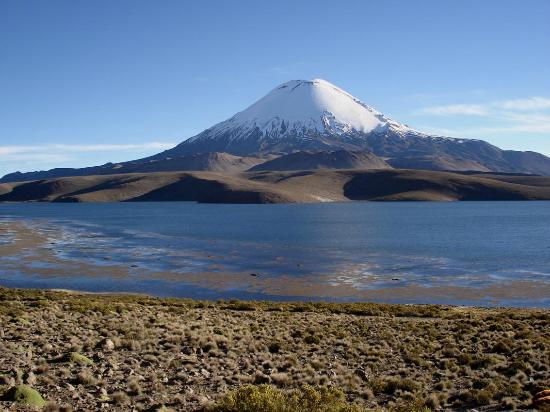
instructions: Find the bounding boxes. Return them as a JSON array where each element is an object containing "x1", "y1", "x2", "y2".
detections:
[{"x1": 1, "y1": 169, "x2": 550, "y2": 203}]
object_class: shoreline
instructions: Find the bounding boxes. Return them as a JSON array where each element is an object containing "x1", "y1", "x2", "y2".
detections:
[
  {"x1": 6, "y1": 284, "x2": 550, "y2": 310},
  {"x1": 1, "y1": 217, "x2": 549, "y2": 309}
]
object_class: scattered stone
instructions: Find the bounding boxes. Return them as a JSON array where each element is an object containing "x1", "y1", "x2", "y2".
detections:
[
  {"x1": 0, "y1": 287, "x2": 547, "y2": 411},
  {"x1": 102, "y1": 339, "x2": 115, "y2": 351},
  {"x1": 98, "y1": 388, "x2": 109, "y2": 402},
  {"x1": 534, "y1": 389, "x2": 550, "y2": 406},
  {"x1": 354, "y1": 367, "x2": 369, "y2": 381},
  {"x1": 43, "y1": 343, "x2": 54, "y2": 352},
  {"x1": 254, "y1": 373, "x2": 270, "y2": 384},
  {"x1": 154, "y1": 405, "x2": 175, "y2": 412},
  {"x1": 24, "y1": 371, "x2": 36, "y2": 386},
  {"x1": 181, "y1": 345, "x2": 194, "y2": 355}
]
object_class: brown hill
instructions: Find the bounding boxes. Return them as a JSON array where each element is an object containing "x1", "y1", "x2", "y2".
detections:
[
  {"x1": 0, "y1": 152, "x2": 264, "y2": 183},
  {"x1": 1, "y1": 169, "x2": 550, "y2": 203},
  {"x1": 386, "y1": 155, "x2": 491, "y2": 172},
  {"x1": 249, "y1": 150, "x2": 390, "y2": 171},
  {"x1": 120, "y1": 152, "x2": 264, "y2": 173}
]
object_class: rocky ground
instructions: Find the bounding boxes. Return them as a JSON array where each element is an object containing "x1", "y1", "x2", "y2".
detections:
[{"x1": 0, "y1": 287, "x2": 548, "y2": 411}]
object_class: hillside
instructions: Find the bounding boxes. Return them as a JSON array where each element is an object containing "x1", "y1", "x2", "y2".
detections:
[
  {"x1": 249, "y1": 150, "x2": 390, "y2": 171},
  {"x1": 1, "y1": 169, "x2": 550, "y2": 203},
  {"x1": 0, "y1": 153, "x2": 264, "y2": 183}
]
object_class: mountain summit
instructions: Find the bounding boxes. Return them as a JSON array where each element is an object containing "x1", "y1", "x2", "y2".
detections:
[
  {"x1": 154, "y1": 79, "x2": 415, "y2": 157},
  {"x1": 150, "y1": 79, "x2": 550, "y2": 175},
  {"x1": 205, "y1": 78, "x2": 411, "y2": 137},
  {"x1": 3, "y1": 79, "x2": 550, "y2": 184}
]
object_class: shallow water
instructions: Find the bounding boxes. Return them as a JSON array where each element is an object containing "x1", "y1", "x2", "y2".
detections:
[{"x1": 0, "y1": 202, "x2": 549, "y2": 307}]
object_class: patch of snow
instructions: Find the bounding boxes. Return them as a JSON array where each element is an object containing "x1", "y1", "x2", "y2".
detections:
[
  {"x1": 186, "y1": 79, "x2": 468, "y2": 146},
  {"x1": 189, "y1": 79, "x2": 416, "y2": 143}
]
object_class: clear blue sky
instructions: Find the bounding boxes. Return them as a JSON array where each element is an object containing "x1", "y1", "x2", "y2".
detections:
[{"x1": 1, "y1": 0, "x2": 549, "y2": 176}]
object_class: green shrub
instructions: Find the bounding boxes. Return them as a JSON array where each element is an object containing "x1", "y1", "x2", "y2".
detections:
[
  {"x1": 492, "y1": 340, "x2": 512, "y2": 354},
  {"x1": 456, "y1": 353, "x2": 472, "y2": 365},
  {"x1": 368, "y1": 378, "x2": 419, "y2": 395},
  {"x1": 206, "y1": 385, "x2": 366, "y2": 412},
  {"x1": 304, "y1": 335, "x2": 321, "y2": 345},
  {"x1": 3, "y1": 385, "x2": 46, "y2": 407},
  {"x1": 67, "y1": 352, "x2": 94, "y2": 365}
]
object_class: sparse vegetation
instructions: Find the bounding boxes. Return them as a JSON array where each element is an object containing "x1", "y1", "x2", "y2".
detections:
[
  {"x1": 0, "y1": 287, "x2": 548, "y2": 411},
  {"x1": 206, "y1": 384, "x2": 366, "y2": 412},
  {"x1": 2, "y1": 385, "x2": 46, "y2": 407}
]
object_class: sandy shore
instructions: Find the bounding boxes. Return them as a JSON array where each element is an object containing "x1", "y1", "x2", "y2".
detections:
[{"x1": 0, "y1": 287, "x2": 548, "y2": 411}]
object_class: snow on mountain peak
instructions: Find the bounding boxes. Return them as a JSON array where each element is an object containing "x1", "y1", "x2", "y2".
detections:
[
  {"x1": 234, "y1": 78, "x2": 395, "y2": 133},
  {"x1": 190, "y1": 79, "x2": 411, "y2": 143}
]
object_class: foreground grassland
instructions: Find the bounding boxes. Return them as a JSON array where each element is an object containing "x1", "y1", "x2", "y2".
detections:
[{"x1": 0, "y1": 288, "x2": 548, "y2": 411}]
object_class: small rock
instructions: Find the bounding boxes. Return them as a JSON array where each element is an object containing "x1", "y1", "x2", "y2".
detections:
[
  {"x1": 181, "y1": 346, "x2": 194, "y2": 355},
  {"x1": 354, "y1": 367, "x2": 369, "y2": 381},
  {"x1": 102, "y1": 339, "x2": 115, "y2": 351},
  {"x1": 534, "y1": 389, "x2": 550, "y2": 406},
  {"x1": 0, "y1": 375, "x2": 14, "y2": 386},
  {"x1": 254, "y1": 373, "x2": 270, "y2": 384},
  {"x1": 98, "y1": 388, "x2": 109, "y2": 402},
  {"x1": 24, "y1": 372, "x2": 36, "y2": 386},
  {"x1": 196, "y1": 396, "x2": 211, "y2": 406}
]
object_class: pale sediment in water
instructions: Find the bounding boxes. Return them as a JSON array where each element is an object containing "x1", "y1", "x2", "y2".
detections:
[{"x1": 0, "y1": 218, "x2": 548, "y2": 307}]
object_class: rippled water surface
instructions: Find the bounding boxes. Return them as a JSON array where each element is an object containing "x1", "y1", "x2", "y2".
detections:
[{"x1": 0, "y1": 202, "x2": 549, "y2": 307}]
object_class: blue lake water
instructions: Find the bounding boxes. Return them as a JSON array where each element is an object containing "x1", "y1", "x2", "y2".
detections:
[{"x1": 0, "y1": 202, "x2": 549, "y2": 307}]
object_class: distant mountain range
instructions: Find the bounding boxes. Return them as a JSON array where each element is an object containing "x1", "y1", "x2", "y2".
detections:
[{"x1": 2, "y1": 78, "x2": 550, "y2": 184}]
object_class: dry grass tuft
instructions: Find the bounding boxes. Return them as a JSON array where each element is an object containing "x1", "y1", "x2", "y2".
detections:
[{"x1": 0, "y1": 287, "x2": 547, "y2": 411}]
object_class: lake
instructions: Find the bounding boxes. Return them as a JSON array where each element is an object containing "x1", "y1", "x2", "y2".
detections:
[{"x1": 0, "y1": 201, "x2": 549, "y2": 307}]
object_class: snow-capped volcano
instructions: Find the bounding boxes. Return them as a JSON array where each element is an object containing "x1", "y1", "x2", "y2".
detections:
[
  {"x1": 157, "y1": 79, "x2": 420, "y2": 157},
  {"x1": 147, "y1": 79, "x2": 550, "y2": 175},
  {"x1": 4, "y1": 79, "x2": 550, "y2": 183},
  {"x1": 209, "y1": 78, "x2": 411, "y2": 138}
]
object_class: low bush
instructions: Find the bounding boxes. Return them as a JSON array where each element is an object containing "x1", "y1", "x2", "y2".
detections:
[{"x1": 206, "y1": 384, "x2": 366, "y2": 412}]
